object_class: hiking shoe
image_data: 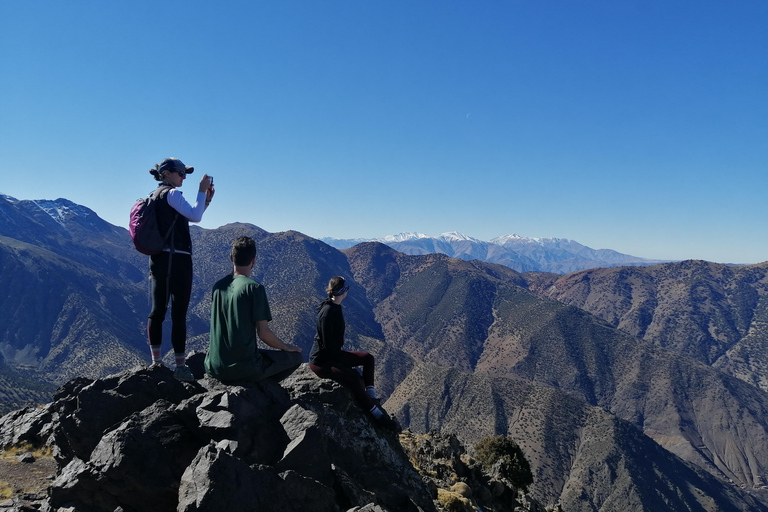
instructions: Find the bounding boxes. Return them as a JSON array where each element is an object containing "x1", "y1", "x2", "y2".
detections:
[
  {"x1": 174, "y1": 365, "x2": 195, "y2": 382},
  {"x1": 149, "y1": 361, "x2": 165, "y2": 369}
]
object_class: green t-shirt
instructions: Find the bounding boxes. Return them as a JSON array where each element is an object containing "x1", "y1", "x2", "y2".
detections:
[{"x1": 205, "y1": 274, "x2": 272, "y2": 381}]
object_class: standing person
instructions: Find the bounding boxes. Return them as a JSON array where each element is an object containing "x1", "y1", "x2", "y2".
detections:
[
  {"x1": 309, "y1": 277, "x2": 396, "y2": 429},
  {"x1": 205, "y1": 236, "x2": 303, "y2": 383},
  {"x1": 147, "y1": 157, "x2": 214, "y2": 381}
]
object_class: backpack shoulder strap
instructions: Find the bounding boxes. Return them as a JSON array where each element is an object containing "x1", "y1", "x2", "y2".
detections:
[
  {"x1": 152, "y1": 185, "x2": 173, "y2": 199},
  {"x1": 153, "y1": 185, "x2": 180, "y2": 250}
]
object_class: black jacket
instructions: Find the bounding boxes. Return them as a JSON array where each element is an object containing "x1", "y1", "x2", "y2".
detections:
[{"x1": 309, "y1": 301, "x2": 345, "y2": 365}]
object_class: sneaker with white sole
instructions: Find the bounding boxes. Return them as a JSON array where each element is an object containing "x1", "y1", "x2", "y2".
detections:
[{"x1": 174, "y1": 365, "x2": 195, "y2": 382}]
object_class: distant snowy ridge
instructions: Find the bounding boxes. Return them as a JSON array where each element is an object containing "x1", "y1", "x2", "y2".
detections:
[
  {"x1": 321, "y1": 231, "x2": 669, "y2": 274},
  {"x1": 324, "y1": 231, "x2": 573, "y2": 248},
  {"x1": 489, "y1": 233, "x2": 570, "y2": 246},
  {"x1": 379, "y1": 232, "x2": 430, "y2": 243}
]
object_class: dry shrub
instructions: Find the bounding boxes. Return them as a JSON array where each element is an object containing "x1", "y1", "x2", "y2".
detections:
[{"x1": 473, "y1": 435, "x2": 533, "y2": 491}]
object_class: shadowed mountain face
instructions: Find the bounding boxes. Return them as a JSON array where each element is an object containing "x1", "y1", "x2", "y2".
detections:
[
  {"x1": 2, "y1": 195, "x2": 768, "y2": 510},
  {"x1": 522, "y1": 261, "x2": 768, "y2": 392},
  {"x1": 0, "y1": 236, "x2": 149, "y2": 380}
]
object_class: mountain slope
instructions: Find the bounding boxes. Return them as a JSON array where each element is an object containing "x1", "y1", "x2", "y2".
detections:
[
  {"x1": 387, "y1": 364, "x2": 768, "y2": 512},
  {"x1": 0, "y1": 364, "x2": 56, "y2": 416},
  {"x1": 0, "y1": 235, "x2": 148, "y2": 381},
  {"x1": 523, "y1": 260, "x2": 768, "y2": 391},
  {"x1": 0, "y1": 194, "x2": 146, "y2": 281},
  {"x1": 345, "y1": 243, "x2": 768, "y2": 495}
]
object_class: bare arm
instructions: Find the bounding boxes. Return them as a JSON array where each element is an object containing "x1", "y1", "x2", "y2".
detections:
[{"x1": 256, "y1": 320, "x2": 302, "y2": 352}]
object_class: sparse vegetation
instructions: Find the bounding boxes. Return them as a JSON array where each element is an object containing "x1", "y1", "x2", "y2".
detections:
[
  {"x1": 0, "y1": 443, "x2": 53, "y2": 459},
  {"x1": 0, "y1": 481, "x2": 13, "y2": 499},
  {"x1": 436, "y1": 488, "x2": 474, "y2": 512},
  {"x1": 0, "y1": 442, "x2": 56, "y2": 500},
  {"x1": 474, "y1": 435, "x2": 533, "y2": 491},
  {"x1": 0, "y1": 368, "x2": 56, "y2": 416}
]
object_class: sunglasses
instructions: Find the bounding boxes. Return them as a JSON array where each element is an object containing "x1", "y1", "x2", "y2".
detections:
[{"x1": 171, "y1": 169, "x2": 187, "y2": 178}]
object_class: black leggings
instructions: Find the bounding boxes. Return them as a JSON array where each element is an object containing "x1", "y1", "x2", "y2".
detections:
[
  {"x1": 148, "y1": 252, "x2": 193, "y2": 354},
  {"x1": 309, "y1": 351, "x2": 376, "y2": 411}
]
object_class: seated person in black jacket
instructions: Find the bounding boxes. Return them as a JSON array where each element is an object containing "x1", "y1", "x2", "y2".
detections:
[{"x1": 309, "y1": 276, "x2": 395, "y2": 428}]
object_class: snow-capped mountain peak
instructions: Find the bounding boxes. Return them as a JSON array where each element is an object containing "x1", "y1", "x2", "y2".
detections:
[
  {"x1": 437, "y1": 231, "x2": 480, "y2": 242},
  {"x1": 488, "y1": 234, "x2": 528, "y2": 244},
  {"x1": 377, "y1": 232, "x2": 429, "y2": 243},
  {"x1": 320, "y1": 230, "x2": 666, "y2": 273},
  {"x1": 33, "y1": 199, "x2": 93, "y2": 225}
]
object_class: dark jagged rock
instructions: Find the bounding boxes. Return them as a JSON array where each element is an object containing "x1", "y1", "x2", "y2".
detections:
[
  {"x1": 50, "y1": 398, "x2": 205, "y2": 511},
  {"x1": 0, "y1": 404, "x2": 54, "y2": 447},
  {"x1": 177, "y1": 443, "x2": 338, "y2": 512},
  {"x1": 0, "y1": 362, "x2": 436, "y2": 512},
  {"x1": 49, "y1": 365, "x2": 201, "y2": 467}
]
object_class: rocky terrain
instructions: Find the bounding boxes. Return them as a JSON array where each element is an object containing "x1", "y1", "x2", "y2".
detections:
[{"x1": 0, "y1": 357, "x2": 551, "y2": 512}]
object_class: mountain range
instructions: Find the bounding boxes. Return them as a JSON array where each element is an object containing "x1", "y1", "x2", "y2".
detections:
[
  {"x1": 1, "y1": 193, "x2": 768, "y2": 511},
  {"x1": 321, "y1": 231, "x2": 668, "y2": 274}
]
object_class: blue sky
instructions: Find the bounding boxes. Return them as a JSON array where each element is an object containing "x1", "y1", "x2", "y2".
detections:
[{"x1": 1, "y1": 1, "x2": 765, "y2": 264}]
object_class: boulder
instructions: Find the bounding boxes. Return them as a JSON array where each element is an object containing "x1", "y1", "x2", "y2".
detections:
[
  {"x1": 0, "y1": 404, "x2": 54, "y2": 448},
  {"x1": 1, "y1": 364, "x2": 436, "y2": 512},
  {"x1": 51, "y1": 365, "x2": 201, "y2": 466},
  {"x1": 178, "y1": 442, "x2": 270, "y2": 512},
  {"x1": 50, "y1": 399, "x2": 203, "y2": 512},
  {"x1": 277, "y1": 404, "x2": 333, "y2": 485}
]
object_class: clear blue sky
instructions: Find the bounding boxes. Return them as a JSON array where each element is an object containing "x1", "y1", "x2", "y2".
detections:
[{"x1": 1, "y1": 1, "x2": 766, "y2": 264}]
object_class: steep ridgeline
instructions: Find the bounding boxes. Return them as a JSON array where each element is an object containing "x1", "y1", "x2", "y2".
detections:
[
  {"x1": 345, "y1": 243, "x2": 768, "y2": 508},
  {"x1": 0, "y1": 194, "x2": 146, "y2": 277},
  {"x1": 522, "y1": 260, "x2": 768, "y2": 392},
  {"x1": 322, "y1": 231, "x2": 666, "y2": 274}
]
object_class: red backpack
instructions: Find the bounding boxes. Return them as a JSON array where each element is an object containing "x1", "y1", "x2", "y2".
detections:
[{"x1": 129, "y1": 186, "x2": 179, "y2": 255}]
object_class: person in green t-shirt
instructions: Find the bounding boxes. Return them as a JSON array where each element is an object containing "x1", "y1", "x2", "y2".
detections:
[{"x1": 205, "y1": 236, "x2": 302, "y2": 383}]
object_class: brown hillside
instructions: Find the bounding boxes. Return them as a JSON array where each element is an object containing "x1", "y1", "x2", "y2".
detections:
[
  {"x1": 345, "y1": 244, "x2": 768, "y2": 497},
  {"x1": 523, "y1": 260, "x2": 768, "y2": 391}
]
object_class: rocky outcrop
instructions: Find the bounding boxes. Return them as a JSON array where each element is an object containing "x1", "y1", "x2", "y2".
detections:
[
  {"x1": 0, "y1": 356, "x2": 435, "y2": 512},
  {"x1": 400, "y1": 430, "x2": 556, "y2": 512}
]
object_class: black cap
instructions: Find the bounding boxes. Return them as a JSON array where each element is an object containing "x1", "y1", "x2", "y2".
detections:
[{"x1": 157, "y1": 157, "x2": 194, "y2": 174}]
